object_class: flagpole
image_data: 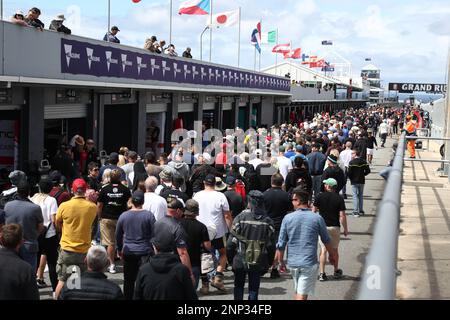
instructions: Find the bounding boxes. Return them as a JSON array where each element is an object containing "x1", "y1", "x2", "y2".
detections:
[
  {"x1": 289, "y1": 40, "x2": 292, "y2": 77},
  {"x1": 237, "y1": 7, "x2": 241, "y2": 68},
  {"x1": 275, "y1": 28, "x2": 278, "y2": 75},
  {"x1": 107, "y1": 0, "x2": 111, "y2": 32},
  {"x1": 209, "y1": 0, "x2": 213, "y2": 62},
  {"x1": 254, "y1": 46, "x2": 256, "y2": 71},
  {"x1": 169, "y1": 0, "x2": 173, "y2": 45},
  {"x1": 259, "y1": 19, "x2": 262, "y2": 71}
]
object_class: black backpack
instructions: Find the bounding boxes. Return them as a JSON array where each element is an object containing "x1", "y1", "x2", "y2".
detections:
[{"x1": 0, "y1": 191, "x2": 18, "y2": 210}]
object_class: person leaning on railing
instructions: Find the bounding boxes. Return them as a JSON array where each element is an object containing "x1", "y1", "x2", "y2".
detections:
[{"x1": 10, "y1": 10, "x2": 28, "y2": 27}]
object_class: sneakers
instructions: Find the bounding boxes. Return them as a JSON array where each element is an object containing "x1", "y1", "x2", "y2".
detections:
[
  {"x1": 270, "y1": 268, "x2": 281, "y2": 279},
  {"x1": 353, "y1": 213, "x2": 360, "y2": 218},
  {"x1": 318, "y1": 273, "x2": 328, "y2": 281},
  {"x1": 108, "y1": 264, "x2": 117, "y2": 274},
  {"x1": 334, "y1": 269, "x2": 343, "y2": 279},
  {"x1": 359, "y1": 210, "x2": 365, "y2": 216},
  {"x1": 211, "y1": 275, "x2": 227, "y2": 292},
  {"x1": 36, "y1": 278, "x2": 48, "y2": 289}
]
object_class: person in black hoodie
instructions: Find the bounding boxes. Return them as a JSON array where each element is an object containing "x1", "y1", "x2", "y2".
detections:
[
  {"x1": 321, "y1": 154, "x2": 345, "y2": 194},
  {"x1": 133, "y1": 230, "x2": 198, "y2": 300},
  {"x1": 347, "y1": 149, "x2": 371, "y2": 217},
  {"x1": 285, "y1": 157, "x2": 312, "y2": 196},
  {"x1": 227, "y1": 190, "x2": 275, "y2": 300}
]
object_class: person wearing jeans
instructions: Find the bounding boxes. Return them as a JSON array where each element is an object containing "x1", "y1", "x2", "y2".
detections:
[
  {"x1": 115, "y1": 190, "x2": 155, "y2": 300},
  {"x1": 347, "y1": 149, "x2": 371, "y2": 217},
  {"x1": 351, "y1": 184, "x2": 365, "y2": 216}
]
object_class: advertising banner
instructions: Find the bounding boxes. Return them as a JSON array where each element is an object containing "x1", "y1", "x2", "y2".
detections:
[{"x1": 61, "y1": 39, "x2": 290, "y2": 92}]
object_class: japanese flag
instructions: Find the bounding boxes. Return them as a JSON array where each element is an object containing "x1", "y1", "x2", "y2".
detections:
[{"x1": 209, "y1": 9, "x2": 239, "y2": 28}]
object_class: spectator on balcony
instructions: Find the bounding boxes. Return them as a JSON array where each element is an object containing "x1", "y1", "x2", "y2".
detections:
[
  {"x1": 10, "y1": 10, "x2": 28, "y2": 27},
  {"x1": 144, "y1": 36, "x2": 157, "y2": 52},
  {"x1": 50, "y1": 14, "x2": 71, "y2": 35},
  {"x1": 155, "y1": 40, "x2": 167, "y2": 54},
  {"x1": 165, "y1": 44, "x2": 178, "y2": 57},
  {"x1": 103, "y1": 26, "x2": 120, "y2": 43},
  {"x1": 25, "y1": 7, "x2": 44, "y2": 31},
  {"x1": 182, "y1": 47, "x2": 193, "y2": 59}
]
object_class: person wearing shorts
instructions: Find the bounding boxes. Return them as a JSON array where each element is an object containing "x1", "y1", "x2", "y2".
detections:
[
  {"x1": 275, "y1": 189, "x2": 337, "y2": 300},
  {"x1": 97, "y1": 169, "x2": 131, "y2": 274},
  {"x1": 313, "y1": 178, "x2": 348, "y2": 281},
  {"x1": 54, "y1": 179, "x2": 96, "y2": 299}
]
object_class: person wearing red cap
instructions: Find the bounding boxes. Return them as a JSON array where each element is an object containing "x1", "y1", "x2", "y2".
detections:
[{"x1": 54, "y1": 178, "x2": 97, "y2": 299}]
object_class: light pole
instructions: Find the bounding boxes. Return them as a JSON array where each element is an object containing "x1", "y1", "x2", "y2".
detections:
[{"x1": 200, "y1": 25, "x2": 209, "y2": 61}]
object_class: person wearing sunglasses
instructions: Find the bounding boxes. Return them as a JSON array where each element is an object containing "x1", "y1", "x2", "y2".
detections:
[{"x1": 275, "y1": 188, "x2": 337, "y2": 300}]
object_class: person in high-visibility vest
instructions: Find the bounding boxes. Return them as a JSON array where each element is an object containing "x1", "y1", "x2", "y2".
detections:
[{"x1": 403, "y1": 115, "x2": 416, "y2": 159}]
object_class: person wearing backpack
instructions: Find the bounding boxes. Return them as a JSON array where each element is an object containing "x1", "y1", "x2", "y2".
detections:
[
  {"x1": 285, "y1": 157, "x2": 312, "y2": 196},
  {"x1": 227, "y1": 190, "x2": 275, "y2": 300},
  {"x1": 0, "y1": 170, "x2": 27, "y2": 210}
]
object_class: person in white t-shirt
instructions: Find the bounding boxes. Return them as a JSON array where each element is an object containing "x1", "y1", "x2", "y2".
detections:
[
  {"x1": 249, "y1": 149, "x2": 264, "y2": 170},
  {"x1": 193, "y1": 174, "x2": 232, "y2": 293},
  {"x1": 143, "y1": 176, "x2": 167, "y2": 221},
  {"x1": 277, "y1": 146, "x2": 293, "y2": 181},
  {"x1": 120, "y1": 151, "x2": 138, "y2": 189},
  {"x1": 30, "y1": 177, "x2": 59, "y2": 293},
  {"x1": 338, "y1": 141, "x2": 353, "y2": 199},
  {"x1": 378, "y1": 120, "x2": 389, "y2": 147}
]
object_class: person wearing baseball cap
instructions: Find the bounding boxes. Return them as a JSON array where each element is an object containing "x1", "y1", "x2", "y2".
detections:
[
  {"x1": 54, "y1": 178, "x2": 97, "y2": 299},
  {"x1": 321, "y1": 154, "x2": 345, "y2": 194},
  {"x1": 193, "y1": 173, "x2": 232, "y2": 293},
  {"x1": 103, "y1": 26, "x2": 120, "y2": 43},
  {"x1": 224, "y1": 175, "x2": 245, "y2": 219},
  {"x1": 313, "y1": 177, "x2": 348, "y2": 282},
  {"x1": 179, "y1": 199, "x2": 212, "y2": 290},
  {"x1": 115, "y1": 190, "x2": 156, "y2": 299}
]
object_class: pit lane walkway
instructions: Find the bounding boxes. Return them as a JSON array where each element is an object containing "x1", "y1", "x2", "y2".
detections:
[
  {"x1": 396, "y1": 141, "x2": 450, "y2": 299},
  {"x1": 38, "y1": 137, "x2": 395, "y2": 300}
]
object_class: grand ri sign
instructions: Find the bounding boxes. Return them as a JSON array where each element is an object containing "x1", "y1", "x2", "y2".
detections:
[{"x1": 388, "y1": 82, "x2": 447, "y2": 94}]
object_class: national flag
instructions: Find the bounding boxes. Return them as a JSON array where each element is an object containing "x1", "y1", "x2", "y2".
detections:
[
  {"x1": 261, "y1": 30, "x2": 277, "y2": 44},
  {"x1": 272, "y1": 43, "x2": 291, "y2": 53},
  {"x1": 301, "y1": 53, "x2": 309, "y2": 62},
  {"x1": 284, "y1": 48, "x2": 301, "y2": 59},
  {"x1": 321, "y1": 40, "x2": 333, "y2": 45},
  {"x1": 132, "y1": 0, "x2": 141, "y2": 3},
  {"x1": 210, "y1": 9, "x2": 239, "y2": 27},
  {"x1": 179, "y1": 0, "x2": 210, "y2": 15},
  {"x1": 301, "y1": 55, "x2": 317, "y2": 65},
  {"x1": 310, "y1": 59, "x2": 325, "y2": 68},
  {"x1": 251, "y1": 22, "x2": 261, "y2": 54}
]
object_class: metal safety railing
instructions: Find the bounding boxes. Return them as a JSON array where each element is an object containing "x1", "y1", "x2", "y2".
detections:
[
  {"x1": 358, "y1": 133, "x2": 450, "y2": 299},
  {"x1": 358, "y1": 133, "x2": 406, "y2": 300}
]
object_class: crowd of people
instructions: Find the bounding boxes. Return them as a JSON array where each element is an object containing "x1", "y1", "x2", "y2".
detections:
[{"x1": 0, "y1": 104, "x2": 424, "y2": 300}]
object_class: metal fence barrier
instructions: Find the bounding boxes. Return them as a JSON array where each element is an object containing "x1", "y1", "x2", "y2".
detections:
[
  {"x1": 358, "y1": 133, "x2": 406, "y2": 300},
  {"x1": 358, "y1": 133, "x2": 450, "y2": 299}
]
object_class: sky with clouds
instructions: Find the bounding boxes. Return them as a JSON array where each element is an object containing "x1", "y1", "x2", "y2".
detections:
[{"x1": 4, "y1": 0, "x2": 450, "y2": 87}]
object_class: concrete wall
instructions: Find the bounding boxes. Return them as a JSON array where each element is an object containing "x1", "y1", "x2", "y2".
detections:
[{"x1": 291, "y1": 85, "x2": 335, "y2": 101}]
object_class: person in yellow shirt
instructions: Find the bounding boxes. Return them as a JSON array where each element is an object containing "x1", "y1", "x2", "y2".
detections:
[
  {"x1": 404, "y1": 115, "x2": 417, "y2": 159},
  {"x1": 54, "y1": 179, "x2": 97, "y2": 299}
]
